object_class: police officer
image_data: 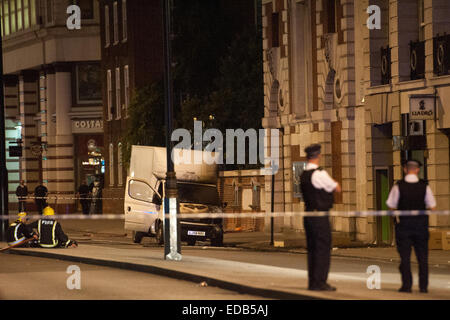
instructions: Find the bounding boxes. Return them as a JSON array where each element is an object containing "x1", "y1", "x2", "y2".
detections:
[
  {"x1": 28, "y1": 206, "x2": 78, "y2": 248},
  {"x1": 386, "y1": 159, "x2": 436, "y2": 293},
  {"x1": 6, "y1": 212, "x2": 37, "y2": 247},
  {"x1": 34, "y1": 184, "x2": 48, "y2": 215},
  {"x1": 300, "y1": 144, "x2": 341, "y2": 291}
]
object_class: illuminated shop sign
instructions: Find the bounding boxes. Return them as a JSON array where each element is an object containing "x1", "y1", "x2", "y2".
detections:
[{"x1": 72, "y1": 119, "x2": 104, "y2": 133}]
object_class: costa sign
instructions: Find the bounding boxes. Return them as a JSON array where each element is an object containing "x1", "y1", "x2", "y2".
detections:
[{"x1": 72, "y1": 119, "x2": 103, "y2": 133}]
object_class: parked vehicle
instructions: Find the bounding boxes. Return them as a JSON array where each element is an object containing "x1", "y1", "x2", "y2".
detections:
[{"x1": 124, "y1": 146, "x2": 224, "y2": 246}]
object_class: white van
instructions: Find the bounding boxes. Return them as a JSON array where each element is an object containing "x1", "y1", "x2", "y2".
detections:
[{"x1": 124, "y1": 146, "x2": 224, "y2": 246}]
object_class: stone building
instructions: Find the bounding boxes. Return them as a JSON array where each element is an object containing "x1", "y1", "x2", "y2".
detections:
[
  {"x1": 261, "y1": 0, "x2": 450, "y2": 244},
  {"x1": 218, "y1": 169, "x2": 266, "y2": 232},
  {"x1": 2, "y1": 0, "x2": 102, "y2": 213}
]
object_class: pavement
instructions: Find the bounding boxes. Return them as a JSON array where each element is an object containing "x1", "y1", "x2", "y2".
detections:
[{"x1": 1, "y1": 218, "x2": 449, "y2": 300}]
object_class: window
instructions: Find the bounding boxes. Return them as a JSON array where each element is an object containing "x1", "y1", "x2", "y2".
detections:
[
  {"x1": 128, "y1": 180, "x2": 155, "y2": 203},
  {"x1": 117, "y1": 142, "x2": 123, "y2": 186},
  {"x1": 17, "y1": 0, "x2": 22, "y2": 30},
  {"x1": 73, "y1": 0, "x2": 94, "y2": 20},
  {"x1": 0, "y1": 3, "x2": 3, "y2": 36},
  {"x1": 233, "y1": 180, "x2": 240, "y2": 207},
  {"x1": 271, "y1": 12, "x2": 279, "y2": 48},
  {"x1": 104, "y1": 5, "x2": 110, "y2": 47},
  {"x1": 113, "y1": 1, "x2": 118, "y2": 44},
  {"x1": 30, "y1": 0, "x2": 36, "y2": 26},
  {"x1": 124, "y1": 65, "x2": 129, "y2": 116},
  {"x1": 418, "y1": 0, "x2": 425, "y2": 41},
  {"x1": 107, "y1": 69, "x2": 113, "y2": 120},
  {"x1": 46, "y1": 0, "x2": 53, "y2": 24},
  {"x1": 251, "y1": 183, "x2": 261, "y2": 209},
  {"x1": 115, "y1": 67, "x2": 121, "y2": 119},
  {"x1": 122, "y1": 0, "x2": 127, "y2": 41},
  {"x1": 325, "y1": 0, "x2": 336, "y2": 34},
  {"x1": 10, "y1": 0, "x2": 16, "y2": 33},
  {"x1": 109, "y1": 143, "x2": 114, "y2": 186},
  {"x1": 75, "y1": 63, "x2": 102, "y2": 104},
  {"x1": 23, "y1": 0, "x2": 29, "y2": 29},
  {"x1": 4, "y1": 0, "x2": 10, "y2": 36}
]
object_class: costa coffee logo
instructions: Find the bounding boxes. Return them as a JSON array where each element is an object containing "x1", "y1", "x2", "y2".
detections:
[{"x1": 74, "y1": 120, "x2": 103, "y2": 129}]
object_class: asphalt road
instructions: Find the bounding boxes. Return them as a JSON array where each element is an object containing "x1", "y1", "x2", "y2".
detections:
[{"x1": 0, "y1": 254, "x2": 266, "y2": 300}]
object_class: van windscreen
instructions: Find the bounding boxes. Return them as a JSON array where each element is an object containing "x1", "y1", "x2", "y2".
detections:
[{"x1": 177, "y1": 183, "x2": 220, "y2": 206}]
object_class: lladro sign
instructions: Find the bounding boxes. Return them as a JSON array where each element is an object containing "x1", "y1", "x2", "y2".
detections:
[{"x1": 409, "y1": 95, "x2": 435, "y2": 120}]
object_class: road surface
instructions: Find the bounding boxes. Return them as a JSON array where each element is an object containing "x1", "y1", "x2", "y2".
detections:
[{"x1": 0, "y1": 254, "x2": 266, "y2": 300}]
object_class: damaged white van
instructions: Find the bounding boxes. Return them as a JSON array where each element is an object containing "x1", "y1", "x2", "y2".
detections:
[{"x1": 124, "y1": 146, "x2": 224, "y2": 246}]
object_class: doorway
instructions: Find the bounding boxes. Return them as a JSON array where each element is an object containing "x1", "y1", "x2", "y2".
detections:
[{"x1": 375, "y1": 168, "x2": 393, "y2": 245}]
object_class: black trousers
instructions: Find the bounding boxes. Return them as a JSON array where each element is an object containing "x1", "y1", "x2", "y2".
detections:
[
  {"x1": 80, "y1": 199, "x2": 90, "y2": 215},
  {"x1": 304, "y1": 216, "x2": 332, "y2": 288},
  {"x1": 395, "y1": 223, "x2": 429, "y2": 290},
  {"x1": 18, "y1": 200, "x2": 26, "y2": 212},
  {"x1": 35, "y1": 199, "x2": 47, "y2": 215}
]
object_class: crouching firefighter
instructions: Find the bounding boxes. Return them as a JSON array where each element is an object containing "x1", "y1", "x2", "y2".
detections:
[
  {"x1": 6, "y1": 212, "x2": 38, "y2": 247},
  {"x1": 29, "y1": 206, "x2": 78, "y2": 248}
]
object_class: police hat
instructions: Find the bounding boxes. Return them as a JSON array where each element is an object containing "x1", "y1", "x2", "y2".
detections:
[
  {"x1": 305, "y1": 144, "x2": 321, "y2": 159},
  {"x1": 402, "y1": 159, "x2": 422, "y2": 167}
]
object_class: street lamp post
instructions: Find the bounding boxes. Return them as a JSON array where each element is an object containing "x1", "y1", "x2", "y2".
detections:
[
  {"x1": 0, "y1": 18, "x2": 9, "y2": 241},
  {"x1": 163, "y1": 0, "x2": 181, "y2": 261}
]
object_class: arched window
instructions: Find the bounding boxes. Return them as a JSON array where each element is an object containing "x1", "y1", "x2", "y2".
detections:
[
  {"x1": 109, "y1": 143, "x2": 114, "y2": 186},
  {"x1": 117, "y1": 142, "x2": 123, "y2": 186}
]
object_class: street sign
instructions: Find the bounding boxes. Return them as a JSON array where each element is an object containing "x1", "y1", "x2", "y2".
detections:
[{"x1": 409, "y1": 95, "x2": 435, "y2": 120}]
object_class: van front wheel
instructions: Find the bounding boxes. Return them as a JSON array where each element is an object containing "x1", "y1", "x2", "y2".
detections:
[
  {"x1": 155, "y1": 221, "x2": 164, "y2": 245},
  {"x1": 133, "y1": 231, "x2": 146, "y2": 244}
]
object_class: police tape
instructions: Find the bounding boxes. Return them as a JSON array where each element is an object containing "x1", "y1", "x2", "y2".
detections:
[
  {"x1": 17, "y1": 196, "x2": 125, "y2": 201},
  {"x1": 1, "y1": 210, "x2": 450, "y2": 220}
]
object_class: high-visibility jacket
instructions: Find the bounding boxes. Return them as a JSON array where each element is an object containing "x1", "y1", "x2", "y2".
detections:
[
  {"x1": 29, "y1": 218, "x2": 74, "y2": 248},
  {"x1": 6, "y1": 221, "x2": 34, "y2": 246}
]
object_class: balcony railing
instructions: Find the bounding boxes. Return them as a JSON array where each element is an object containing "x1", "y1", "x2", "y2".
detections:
[
  {"x1": 410, "y1": 40, "x2": 425, "y2": 80},
  {"x1": 380, "y1": 45, "x2": 391, "y2": 85},
  {"x1": 433, "y1": 33, "x2": 450, "y2": 76}
]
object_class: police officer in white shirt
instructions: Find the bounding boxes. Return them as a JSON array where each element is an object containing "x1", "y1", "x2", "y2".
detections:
[
  {"x1": 386, "y1": 159, "x2": 436, "y2": 293},
  {"x1": 300, "y1": 144, "x2": 341, "y2": 291}
]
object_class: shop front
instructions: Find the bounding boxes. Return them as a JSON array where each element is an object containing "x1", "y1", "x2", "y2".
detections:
[{"x1": 72, "y1": 119, "x2": 105, "y2": 213}]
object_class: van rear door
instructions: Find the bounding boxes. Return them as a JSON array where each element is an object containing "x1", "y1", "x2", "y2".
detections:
[{"x1": 124, "y1": 177, "x2": 159, "y2": 233}]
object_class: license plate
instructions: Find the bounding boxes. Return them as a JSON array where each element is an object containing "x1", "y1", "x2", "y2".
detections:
[{"x1": 187, "y1": 230, "x2": 205, "y2": 236}]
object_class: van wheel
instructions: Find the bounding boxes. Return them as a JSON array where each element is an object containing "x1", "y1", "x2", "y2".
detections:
[
  {"x1": 155, "y1": 221, "x2": 164, "y2": 245},
  {"x1": 133, "y1": 231, "x2": 146, "y2": 244},
  {"x1": 187, "y1": 238, "x2": 196, "y2": 246},
  {"x1": 211, "y1": 234, "x2": 223, "y2": 247}
]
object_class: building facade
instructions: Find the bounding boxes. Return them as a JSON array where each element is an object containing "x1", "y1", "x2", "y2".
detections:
[
  {"x1": 99, "y1": 0, "x2": 165, "y2": 214},
  {"x1": 218, "y1": 169, "x2": 266, "y2": 232},
  {"x1": 2, "y1": 0, "x2": 102, "y2": 213},
  {"x1": 261, "y1": 0, "x2": 450, "y2": 244}
]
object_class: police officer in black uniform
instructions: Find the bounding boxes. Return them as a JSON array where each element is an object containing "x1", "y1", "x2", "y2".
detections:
[
  {"x1": 28, "y1": 206, "x2": 78, "y2": 248},
  {"x1": 386, "y1": 159, "x2": 436, "y2": 293},
  {"x1": 34, "y1": 184, "x2": 48, "y2": 215},
  {"x1": 300, "y1": 144, "x2": 341, "y2": 291}
]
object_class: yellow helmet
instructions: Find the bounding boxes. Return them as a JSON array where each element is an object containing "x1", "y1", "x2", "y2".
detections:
[
  {"x1": 43, "y1": 206, "x2": 55, "y2": 216},
  {"x1": 17, "y1": 212, "x2": 27, "y2": 221}
]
